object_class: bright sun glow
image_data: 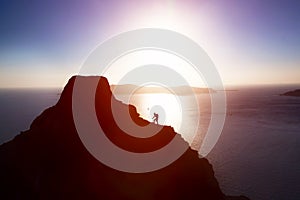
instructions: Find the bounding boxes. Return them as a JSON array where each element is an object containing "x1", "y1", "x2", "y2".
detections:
[{"x1": 103, "y1": 49, "x2": 206, "y2": 87}]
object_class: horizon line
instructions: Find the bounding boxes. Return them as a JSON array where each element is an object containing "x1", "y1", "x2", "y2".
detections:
[{"x1": 1, "y1": 82, "x2": 300, "y2": 90}]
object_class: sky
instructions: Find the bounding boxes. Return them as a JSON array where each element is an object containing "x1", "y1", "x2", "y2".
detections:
[{"x1": 0, "y1": 0, "x2": 299, "y2": 88}]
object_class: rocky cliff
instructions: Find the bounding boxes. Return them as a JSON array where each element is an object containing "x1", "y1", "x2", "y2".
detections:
[{"x1": 0, "y1": 76, "x2": 249, "y2": 200}]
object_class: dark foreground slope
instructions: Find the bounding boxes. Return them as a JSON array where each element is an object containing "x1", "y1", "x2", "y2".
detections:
[{"x1": 0, "y1": 76, "x2": 249, "y2": 200}]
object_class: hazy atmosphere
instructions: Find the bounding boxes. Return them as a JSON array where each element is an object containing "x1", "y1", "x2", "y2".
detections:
[{"x1": 0, "y1": 0, "x2": 299, "y2": 88}]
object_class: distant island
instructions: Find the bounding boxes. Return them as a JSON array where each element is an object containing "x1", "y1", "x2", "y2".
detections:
[
  {"x1": 111, "y1": 84, "x2": 215, "y2": 95},
  {"x1": 280, "y1": 89, "x2": 300, "y2": 97}
]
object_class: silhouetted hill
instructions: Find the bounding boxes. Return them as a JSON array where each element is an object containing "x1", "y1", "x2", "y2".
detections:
[
  {"x1": 0, "y1": 76, "x2": 249, "y2": 200},
  {"x1": 280, "y1": 89, "x2": 300, "y2": 97}
]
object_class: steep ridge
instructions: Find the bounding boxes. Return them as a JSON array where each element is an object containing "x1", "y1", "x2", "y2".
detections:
[{"x1": 0, "y1": 76, "x2": 249, "y2": 200}]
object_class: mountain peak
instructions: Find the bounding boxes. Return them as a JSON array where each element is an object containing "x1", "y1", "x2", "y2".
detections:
[{"x1": 0, "y1": 76, "x2": 249, "y2": 200}]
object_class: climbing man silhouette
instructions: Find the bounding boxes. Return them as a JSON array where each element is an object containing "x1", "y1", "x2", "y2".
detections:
[{"x1": 152, "y1": 112, "x2": 159, "y2": 124}]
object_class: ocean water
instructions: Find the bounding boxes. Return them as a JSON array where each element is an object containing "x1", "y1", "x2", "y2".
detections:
[
  {"x1": 0, "y1": 85, "x2": 300, "y2": 200},
  {"x1": 0, "y1": 89, "x2": 61, "y2": 144},
  {"x1": 205, "y1": 86, "x2": 300, "y2": 200}
]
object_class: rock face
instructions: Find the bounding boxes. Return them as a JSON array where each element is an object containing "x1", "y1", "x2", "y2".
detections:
[
  {"x1": 0, "y1": 76, "x2": 249, "y2": 200},
  {"x1": 281, "y1": 89, "x2": 300, "y2": 97}
]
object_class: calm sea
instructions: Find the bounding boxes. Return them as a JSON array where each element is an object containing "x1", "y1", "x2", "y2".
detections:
[{"x1": 0, "y1": 85, "x2": 299, "y2": 200}]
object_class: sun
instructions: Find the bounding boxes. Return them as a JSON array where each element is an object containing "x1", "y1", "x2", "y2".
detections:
[{"x1": 103, "y1": 49, "x2": 206, "y2": 88}]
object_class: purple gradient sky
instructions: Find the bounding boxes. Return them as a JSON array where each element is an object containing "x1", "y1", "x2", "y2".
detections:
[{"x1": 0, "y1": 0, "x2": 299, "y2": 87}]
